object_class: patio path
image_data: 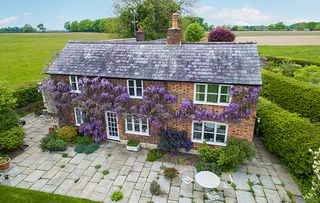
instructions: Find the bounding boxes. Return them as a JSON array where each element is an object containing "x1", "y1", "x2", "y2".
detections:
[{"x1": 0, "y1": 114, "x2": 305, "y2": 203}]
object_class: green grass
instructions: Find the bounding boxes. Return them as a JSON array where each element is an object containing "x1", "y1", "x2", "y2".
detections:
[
  {"x1": 258, "y1": 45, "x2": 320, "y2": 63},
  {"x1": 0, "y1": 32, "x2": 120, "y2": 86},
  {"x1": 0, "y1": 185, "x2": 100, "y2": 203}
]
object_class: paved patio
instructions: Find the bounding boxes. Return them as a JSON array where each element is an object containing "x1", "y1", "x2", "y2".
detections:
[{"x1": 0, "y1": 114, "x2": 305, "y2": 203}]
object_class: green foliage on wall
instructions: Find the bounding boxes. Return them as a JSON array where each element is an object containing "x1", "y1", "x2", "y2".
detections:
[{"x1": 13, "y1": 83, "x2": 42, "y2": 108}]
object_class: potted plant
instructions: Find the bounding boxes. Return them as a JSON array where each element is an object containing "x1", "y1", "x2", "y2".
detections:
[
  {"x1": 127, "y1": 140, "x2": 140, "y2": 152},
  {"x1": 0, "y1": 154, "x2": 10, "y2": 170}
]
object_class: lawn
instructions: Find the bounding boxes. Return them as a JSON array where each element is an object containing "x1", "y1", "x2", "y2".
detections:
[
  {"x1": 0, "y1": 32, "x2": 121, "y2": 86},
  {"x1": 258, "y1": 45, "x2": 320, "y2": 63},
  {"x1": 0, "y1": 185, "x2": 99, "y2": 203}
]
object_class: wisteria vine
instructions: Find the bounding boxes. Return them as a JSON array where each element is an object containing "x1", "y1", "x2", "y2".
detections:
[{"x1": 41, "y1": 77, "x2": 260, "y2": 142}]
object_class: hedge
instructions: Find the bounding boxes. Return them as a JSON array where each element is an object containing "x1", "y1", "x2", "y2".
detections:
[
  {"x1": 13, "y1": 83, "x2": 42, "y2": 108},
  {"x1": 257, "y1": 98, "x2": 320, "y2": 191},
  {"x1": 264, "y1": 56, "x2": 320, "y2": 67},
  {"x1": 261, "y1": 69, "x2": 320, "y2": 123}
]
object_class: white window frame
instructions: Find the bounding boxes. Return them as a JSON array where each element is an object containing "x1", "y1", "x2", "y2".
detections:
[
  {"x1": 191, "y1": 120, "x2": 228, "y2": 146},
  {"x1": 193, "y1": 83, "x2": 232, "y2": 106},
  {"x1": 127, "y1": 79, "x2": 143, "y2": 99},
  {"x1": 74, "y1": 107, "x2": 83, "y2": 126},
  {"x1": 125, "y1": 115, "x2": 149, "y2": 136},
  {"x1": 69, "y1": 75, "x2": 80, "y2": 93}
]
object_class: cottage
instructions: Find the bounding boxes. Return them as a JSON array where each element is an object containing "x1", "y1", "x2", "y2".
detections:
[{"x1": 44, "y1": 14, "x2": 262, "y2": 150}]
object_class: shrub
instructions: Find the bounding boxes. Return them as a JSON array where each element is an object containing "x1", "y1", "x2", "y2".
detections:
[
  {"x1": 208, "y1": 27, "x2": 235, "y2": 42},
  {"x1": 294, "y1": 65, "x2": 320, "y2": 84},
  {"x1": 184, "y1": 23, "x2": 205, "y2": 42},
  {"x1": 257, "y1": 98, "x2": 320, "y2": 192},
  {"x1": 264, "y1": 56, "x2": 320, "y2": 67},
  {"x1": 75, "y1": 136, "x2": 93, "y2": 145},
  {"x1": 158, "y1": 128, "x2": 192, "y2": 152},
  {"x1": 146, "y1": 149, "x2": 164, "y2": 162},
  {"x1": 0, "y1": 81, "x2": 16, "y2": 111},
  {"x1": 111, "y1": 191, "x2": 123, "y2": 202},
  {"x1": 266, "y1": 59, "x2": 302, "y2": 77},
  {"x1": 261, "y1": 69, "x2": 320, "y2": 122},
  {"x1": 39, "y1": 131, "x2": 67, "y2": 152},
  {"x1": 0, "y1": 127, "x2": 24, "y2": 150},
  {"x1": 195, "y1": 160, "x2": 222, "y2": 175},
  {"x1": 163, "y1": 167, "x2": 179, "y2": 179},
  {"x1": 127, "y1": 140, "x2": 139, "y2": 147},
  {"x1": 74, "y1": 143, "x2": 99, "y2": 154},
  {"x1": 0, "y1": 110, "x2": 19, "y2": 133},
  {"x1": 150, "y1": 181, "x2": 161, "y2": 196},
  {"x1": 57, "y1": 126, "x2": 78, "y2": 143},
  {"x1": 0, "y1": 154, "x2": 9, "y2": 164},
  {"x1": 198, "y1": 137, "x2": 255, "y2": 172},
  {"x1": 13, "y1": 83, "x2": 42, "y2": 108}
]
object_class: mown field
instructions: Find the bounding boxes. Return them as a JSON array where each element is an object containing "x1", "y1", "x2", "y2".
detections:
[
  {"x1": 0, "y1": 32, "x2": 319, "y2": 86},
  {"x1": 0, "y1": 33, "x2": 120, "y2": 86}
]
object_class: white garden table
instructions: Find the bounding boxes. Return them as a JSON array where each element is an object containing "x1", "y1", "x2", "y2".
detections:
[
  {"x1": 195, "y1": 171, "x2": 221, "y2": 201},
  {"x1": 195, "y1": 171, "x2": 220, "y2": 189}
]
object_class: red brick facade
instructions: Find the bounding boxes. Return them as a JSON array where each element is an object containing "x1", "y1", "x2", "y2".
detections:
[{"x1": 50, "y1": 75, "x2": 258, "y2": 149}]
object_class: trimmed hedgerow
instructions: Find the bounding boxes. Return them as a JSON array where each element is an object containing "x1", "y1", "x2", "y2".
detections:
[
  {"x1": 261, "y1": 69, "x2": 320, "y2": 123},
  {"x1": 264, "y1": 56, "x2": 320, "y2": 67},
  {"x1": 257, "y1": 98, "x2": 320, "y2": 192},
  {"x1": 13, "y1": 83, "x2": 42, "y2": 108}
]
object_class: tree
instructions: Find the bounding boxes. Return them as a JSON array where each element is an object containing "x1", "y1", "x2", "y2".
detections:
[
  {"x1": 64, "y1": 21, "x2": 71, "y2": 31},
  {"x1": 113, "y1": 0, "x2": 197, "y2": 39},
  {"x1": 99, "y1": 18, "x2": 118, "y2": 33},
  {"x1": 70, "y1": 21, "x2": 79, "y2": 32},
  {"x1": 37, "y1": 23, "x2": 46, "y2": 32},
  {"x1": 274, "y1": 22, "x2": 286, "y2": 30},
  {"x1": 231, "y1": 25, "x2": 239, "y2": 31},
  {"x1": 306, "y1": 22, "x2": 317, "y2": 31},
  {"x1": 267, "y1": 24, "x2": 275, "y2": 31},
  {"x1": 21, "y1": 24, "x2": 36, "y2": 33},
  {"x1": 208, "y1": 27, "x2": 235, "y2": 42},
  {"x1": 184, "y1": 23, "x2": 204, "y2": 42},
  {"x1": 297, "y1": 23, "x2": 305, "y2": 31},
  {"x1": 92, "y1": 19, "x2": 102, "y2": 32},
  {"x1": 78, "y1": 19, "x2": 94, "y2": 32}
]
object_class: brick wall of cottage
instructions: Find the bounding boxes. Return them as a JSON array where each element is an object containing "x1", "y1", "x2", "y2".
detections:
[{"x1": 50, "y1": 75, "x2": 258, "y2": 149}]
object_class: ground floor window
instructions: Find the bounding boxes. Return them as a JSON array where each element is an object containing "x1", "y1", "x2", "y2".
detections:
[
  {"x1": 192, "y1": 120, "x2": 228, "y2": 145},
  {"x1": 74, "y1": 107, "x2": 83, "y2": 126},
  {"x1": 125, "y1": 115, "x2": 149, "y2": 136}
]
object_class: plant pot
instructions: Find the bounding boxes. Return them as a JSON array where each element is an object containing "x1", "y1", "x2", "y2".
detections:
[
  {"x1": 127, "y1": 145, "x2": 141, "y2": 152},
  {"x1": 0, "y1": 158, "x2": 10, "y2": 170}
]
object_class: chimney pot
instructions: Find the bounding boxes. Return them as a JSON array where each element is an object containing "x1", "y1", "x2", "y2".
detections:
[{"x1": 171, "y1": 13, "x2": 179, "y2": 29}]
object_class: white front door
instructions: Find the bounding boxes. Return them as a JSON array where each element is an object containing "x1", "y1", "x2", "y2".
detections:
[{"x1": 105, "y1": 111, "x2": 119, "y2": 140}]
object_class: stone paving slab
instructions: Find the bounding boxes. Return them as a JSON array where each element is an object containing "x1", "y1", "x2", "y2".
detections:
[{"x1": 0, "y1": 114, "x2": 305, "y2": 203}]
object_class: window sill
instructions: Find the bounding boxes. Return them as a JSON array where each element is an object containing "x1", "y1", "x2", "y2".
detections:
[
  {"x1": 129, "y1": 96, "x2": 143, "y2": 99},
  {"x1": 70, "y1": 90, "x2": 81, "y2": 94},
  {"x1": 125, "y1": 131, "x2": 149, "y2": 136},
  {"x1": 193, "y1": 101, "x2": 230, "y2": 106},
  {"x1": 192, "y1": 139, "x2": 227, "y2": 146},
  {"x1": 75, "y1": 123, "x2": 81, "y2": 127}
]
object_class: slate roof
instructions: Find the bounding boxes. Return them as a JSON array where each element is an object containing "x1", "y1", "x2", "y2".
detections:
[{"x1": 47, "y1": 41, "x2": 262, "y2": 85}]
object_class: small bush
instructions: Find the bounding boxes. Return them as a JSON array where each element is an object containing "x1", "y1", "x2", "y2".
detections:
[
  {"x1": 13, "y1": 83, "x2": 42, "y2": 108},
  {"x1": 102, "y1": 170, "x2": 109, "y2": 175},
  {"x1": 0, "y1": 110, "x2": 19, "y2": 133},
  {"x1": 0, "y1": 127, "x2": 24, "y2": 150},
  {"x1": 127, "y1": 140, "x2": 139, "y2": 147},
  {"x1": 163, "y1": 167, "x2": 179, "y2": 179},
  {"x1": 208, "y1": 27, "x2": 235, "y2": 42},
  {"x1": 74, "y1": 143, "x2": 99, "y2": 154},
  {"x1": 195, "y1": 160, "x2": 222, "y2": 175},
  {"x1": 0, "y1": 81, "x2": 17, "y2": 111},
  {"x1": 261, "y1": 69, "x2": 320, "y2": 122},
  {"x1": 184, "y1": 23, "x2": 205, "y2": 42},
  {"x1": 75, "y1": 136, "x2": 93, "y2": 145},
  {"x1": 266, "y1": 59, "x2": 302, "y2": 77},
  {"x1": 0, "y1": 154, "x2": 9, "y2": 164},
  {"x1": 57, "y1": 126, "x2": 78, "y2": 143},
  {"x1": 198, "y1": 137, "x2": 255, "y2": 172},
  {"x1": 294, "y1": 65, "x2": 320, "y2": 84},
  {"x1": 150, "y1": 181, "x2": 161, "y2": 196},
  {"x1": 61, "y1": 153, "x2": 68, "y2": 158},
  {"x1": 257, "y1": 98, "x2": 320, "y2": 192},
  {"x1": 158, "y1": 128, "x2": 192, "y2": 152},
  {"x1": 39, "y1": 131, "x2": 67, "y2": 152},
  {"x1": 146, "y1": 149, "x2": 164, "y2": 162},
  {"x1": 95, "y1": 164, "x2": 102, "y2": 169},
  {"x1": 111, "y1": 191, "x2": 123, "y2": 202}
]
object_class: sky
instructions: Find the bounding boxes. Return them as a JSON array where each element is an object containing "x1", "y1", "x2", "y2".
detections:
[{"x1": 0, "y1": 0, "x2": 319, "y2": 30}]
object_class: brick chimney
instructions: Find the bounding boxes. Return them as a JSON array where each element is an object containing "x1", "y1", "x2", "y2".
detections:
[
  {"x1": 167, "y1": 13, "x2": 182, "y2": 45},
  {"x1": 136, "y1": 25, "x2": 144, "y2": 42}
]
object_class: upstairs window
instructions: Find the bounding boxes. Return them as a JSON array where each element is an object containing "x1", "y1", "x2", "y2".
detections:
[
  {"x1": 74, "y1": 107, "x2": 83, "y2": 126},
  {"x1": 127, "y1": 79, "x2": 143, "y2": 98},
  {"x1": 69, "y1": 75, "x2": 80, "y2": 92},
  {"x1": 194, "y1": 83, "x2": 231, "y2": 105},
  {"x1": 125, "y1": 115, "x2": 149, "y2": 136}
]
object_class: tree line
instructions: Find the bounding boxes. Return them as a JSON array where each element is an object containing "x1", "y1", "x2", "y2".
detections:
[
  {"x1": 230, "y1": 21, "x2": 320, "y2": 31},
  {"x1": 0, "y1": 23, "x2": 46, "y2": 33}
]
